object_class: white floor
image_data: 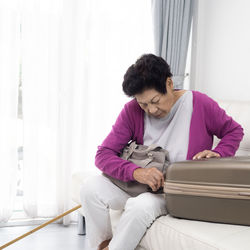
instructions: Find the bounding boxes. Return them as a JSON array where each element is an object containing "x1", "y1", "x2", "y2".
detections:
[{"x1": 0, "y1": 223, "x2": 95, "y2": 250}]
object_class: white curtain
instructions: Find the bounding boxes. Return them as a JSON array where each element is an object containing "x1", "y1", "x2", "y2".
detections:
[
  {"x1": 21, "y1": 0, "x2": 153, "y2": 224},
  {"x1": 0, "y1": 0, "x2": 20, "y2": 223}
]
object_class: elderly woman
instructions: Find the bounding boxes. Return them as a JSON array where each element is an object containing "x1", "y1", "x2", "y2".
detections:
[{"x1": 80, "y1": 54, "x2": 244, "y2": 250}]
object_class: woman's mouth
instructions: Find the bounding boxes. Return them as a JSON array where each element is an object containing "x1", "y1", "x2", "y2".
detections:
[{"x1": 152, "y1": 112, "x2": 162, "y2": 118}]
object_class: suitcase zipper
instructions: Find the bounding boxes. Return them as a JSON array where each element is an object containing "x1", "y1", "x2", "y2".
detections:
[{"x1": 164, "y1": 182, "x2": 250, "y2": 200}]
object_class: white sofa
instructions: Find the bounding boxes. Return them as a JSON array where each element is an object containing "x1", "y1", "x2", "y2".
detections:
[{"x1": 71, "y1": 100, "x2": 250, "y2": 250}]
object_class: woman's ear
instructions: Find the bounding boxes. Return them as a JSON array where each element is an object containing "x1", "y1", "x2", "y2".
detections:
[{"x1": 165, "y1": 77, "x2": 173, "y2": 89}]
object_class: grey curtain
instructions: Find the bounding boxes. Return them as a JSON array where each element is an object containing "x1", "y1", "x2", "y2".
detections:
[{"x1": 152, "y1": 0, "x2": 193, "y2": 89}]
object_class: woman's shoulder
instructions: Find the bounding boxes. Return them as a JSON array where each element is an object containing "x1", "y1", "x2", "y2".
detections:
[
  {"x1": 124, "y1": 98, "x2": 143, "y2": 113},
  {"x1": 117, "y1": 98, "x2": 144, "y2": 125},
  {"x1": 191, "y1": 90, "x2": 222, "y2": 118},
  {"x1": 191, "y1": 90, "x2": 218, "y2": 106},
  {"x1": 116, "y1": 98, "x2": 144, "y2": 136},
  {"x1": 191, "y1": 90, "x2": 209, "y2": 100}
]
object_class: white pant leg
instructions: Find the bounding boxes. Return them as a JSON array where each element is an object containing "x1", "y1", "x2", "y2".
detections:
[
  {"x1": 109, "y1": 192, "x2": 168, "y2": 250},
  {"x1": 80, "y1": 175, "x2": 131, "y2": 248}
]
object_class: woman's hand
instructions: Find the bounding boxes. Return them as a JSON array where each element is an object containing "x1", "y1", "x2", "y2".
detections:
[
  {"x1": 192, "y1": 150, "x2": 220, "y2": 160},
  {"x1": 133, "y1": 167, "x2": 164, "y2": 192}
]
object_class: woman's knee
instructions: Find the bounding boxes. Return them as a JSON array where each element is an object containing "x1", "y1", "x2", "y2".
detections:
[
  {"x1": 80, "y1": 174, "x2": 120, "y2": 202},
  {"x1": 80, "y1": 175, "x2": 103, "y2": 202},
  {"x1": 124, "y1": 193, "x2": 166, "y2": 221}
]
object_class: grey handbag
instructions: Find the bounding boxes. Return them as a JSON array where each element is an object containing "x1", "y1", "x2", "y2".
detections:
[{"x1": 103, "y1": 141, "x2": 170, "y2": 197}]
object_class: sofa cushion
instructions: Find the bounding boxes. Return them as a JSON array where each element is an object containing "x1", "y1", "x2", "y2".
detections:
[
  {"x1": 137, "y1": 214, "x2": 250, "y2": 250},
  {"x1": 213, "y1": 100, "x2": 250, "y2": 156}
]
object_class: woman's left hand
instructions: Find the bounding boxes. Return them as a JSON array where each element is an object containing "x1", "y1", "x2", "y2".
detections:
[{"x1": 192, "y1": 150, "x2": 220, "y2": 160}]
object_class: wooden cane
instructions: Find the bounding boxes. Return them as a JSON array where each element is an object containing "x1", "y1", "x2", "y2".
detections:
[{"x1": 0, "y1": 204, "x2": 82, "y2": 249}]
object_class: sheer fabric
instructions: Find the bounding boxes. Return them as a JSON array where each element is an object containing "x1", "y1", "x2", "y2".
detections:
[
  {"x1": 21, "y1": 0, "x2": 153, "y2": 224},
  {"x1": 0, "y1": 0, "x2": 20, "y2": 223}
]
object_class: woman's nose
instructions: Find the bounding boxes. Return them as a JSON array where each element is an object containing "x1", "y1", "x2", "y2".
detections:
[{"x1": 148, "y1": 104, "x2": 157, "y2": 114}]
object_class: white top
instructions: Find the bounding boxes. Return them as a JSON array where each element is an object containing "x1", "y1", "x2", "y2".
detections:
[{"x1": 143, "y1": 91, "x2": 193, "y2": 163}]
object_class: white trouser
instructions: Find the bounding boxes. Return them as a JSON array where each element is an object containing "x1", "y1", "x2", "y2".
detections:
[{"x1": 80, "y1": 175, "x2": 167, "y2": 250}]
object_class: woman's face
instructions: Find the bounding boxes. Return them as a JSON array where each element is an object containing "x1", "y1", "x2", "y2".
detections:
[{"x1": 135, "y1": 78, "x2": 177, "y2": 119}]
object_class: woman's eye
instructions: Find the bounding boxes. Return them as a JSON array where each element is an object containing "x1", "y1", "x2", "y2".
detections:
[
  {"x1": 152, "y1": 100, "x2": 159, "y2": 104},
  {"x1": 139, "y1": 103, "x2": 147, "y2": 108}
]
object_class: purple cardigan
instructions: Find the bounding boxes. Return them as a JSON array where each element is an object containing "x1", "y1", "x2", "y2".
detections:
[{"x1": 95, "y1": 91, "x2": 244, "y2": 182}]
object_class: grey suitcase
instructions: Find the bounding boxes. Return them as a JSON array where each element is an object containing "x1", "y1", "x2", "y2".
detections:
[{"x1": 164, "y1": 156, "x2": 250, "y2": 226}]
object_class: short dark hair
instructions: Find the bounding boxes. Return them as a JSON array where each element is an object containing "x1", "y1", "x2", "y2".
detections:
[{"x1": 122, "y1": 54, "x2": 173, "y2": 97}]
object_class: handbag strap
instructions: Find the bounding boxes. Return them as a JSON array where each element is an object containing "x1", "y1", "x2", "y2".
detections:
[
  {"x1": 124, "y1": 141, "x2": 165, "y2": 160},
  {"x1": 146, "y1": 144, "x2": 162, "y2": 152},
  {"x1": 123, "y1": 141, "x2": 137, "y2": 160}
]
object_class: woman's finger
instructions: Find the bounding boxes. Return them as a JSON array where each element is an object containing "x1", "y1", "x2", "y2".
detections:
[
  {"x1": 206, "y1": 152, "x2": 220, "y2": 158},
  {"x1": 193, "y1": 151, "x2": 206, "y2": 159},
  {"x1": 193, "y1": 150, "x2": 220, "y2": 160},
  {"x1": 148, "y1": 181, "x2": 157, "y2": 191},
  {"x1": 150, "y1": 176, "x2": 161, "y2": 190}
]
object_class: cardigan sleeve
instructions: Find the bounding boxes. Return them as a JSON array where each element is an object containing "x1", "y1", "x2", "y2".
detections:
[
  {"x1": 95, "y1": 101, "x2": 141, "y2": 182},
  {"x1": 204, "y1": 95, "x2": 244, "y2": 157}
]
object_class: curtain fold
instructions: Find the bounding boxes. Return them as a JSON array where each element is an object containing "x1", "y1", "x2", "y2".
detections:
[
  {"x1": 21, "y1": 0, "x2": 78, "y2": 223},
  {"x1": 152, "y1": 0, "x2": 193, "y2": 88},
  {"x1": 21, "y1": 0, "x2": 153, "y2": 224},
  {"x1": 0, "y1": 0, "x2": 20, "y2": 223}
]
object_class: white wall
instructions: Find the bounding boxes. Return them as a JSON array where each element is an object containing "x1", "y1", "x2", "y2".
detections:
[{"x1": 190, "y1": 0, "x2": 250, "y2": 101}]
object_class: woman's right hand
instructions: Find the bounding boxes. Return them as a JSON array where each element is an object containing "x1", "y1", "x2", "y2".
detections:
[{"x1": 133, "y1": 167, "x2": 164, "y2": 192}]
